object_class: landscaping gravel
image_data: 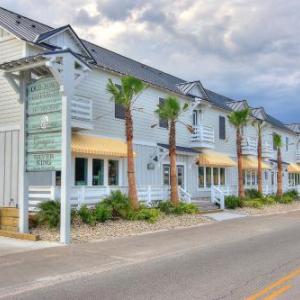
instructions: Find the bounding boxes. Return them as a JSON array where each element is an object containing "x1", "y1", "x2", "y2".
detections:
[
  {"x1": 236, "y1": 201, "x2": 300, "y2": 216},
  {"x1": 32, "y1": 214, "x2": 212, "y2": 242}
]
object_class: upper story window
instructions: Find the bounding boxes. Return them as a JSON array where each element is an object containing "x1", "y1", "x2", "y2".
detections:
[
  {"x1": 114, "y1": 84, "x2": 126, "y2": 120},
  {"x1": 286, "y1": 137, "x2": 289, "y2": 151},
  {"x1": 219, "y1": 116, "x2": 226, "y2": 140},
  {"x1": 193, "y1": 110, "x2": 202, "y2": 126},
  {"x1": 159, "y1": 98, "x2": 168, "y2": 129}
]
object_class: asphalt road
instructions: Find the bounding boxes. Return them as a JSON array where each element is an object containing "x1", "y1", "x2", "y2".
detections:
[{"x1": 1, "y1": 211, "x2": 300, "y2": 299}]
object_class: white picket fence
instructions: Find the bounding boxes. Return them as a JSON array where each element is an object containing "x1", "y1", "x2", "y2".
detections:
[{"x1": 29, "y1": 185, "x2": 191, "y2": 211}]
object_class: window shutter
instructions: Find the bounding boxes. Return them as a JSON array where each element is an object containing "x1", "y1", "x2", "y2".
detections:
[
  {"x1": 159, "y1": 98, "x2": 168, "y2": 129},
  {"x1": 219, "y1": 116, "x2": 226, "y2": 140},
  {"x1": 114, "y1": 84, "x2": 125, "y2": 119}
]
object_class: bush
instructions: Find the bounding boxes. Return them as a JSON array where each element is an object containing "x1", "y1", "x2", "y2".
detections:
[
  {"x1": 128, "y1": 208, "x2": 161, "y2": 223},
  {"x1": 37, "y1": 201, "x2": 61, "y2": 228},
  {"x1": 78, "y1": 205, "x2": 97, "y2": 226},
  {"x1": 262, "y1": 196, "x2": 276, "y2": 206},
  {"x1": 283, "y1": 190, "x2": 298, "y2": 200},
  {"x1": 243, "y1": 199, "x2": 263, "y2": 209},
  {"x1": 225, "y1": 195, "x2": 243, "y2": 209},
  {"x1": 95, "y1": 202, "x2": 112, "y2": 223},
  {"x1": 158, "y1": 201, "x2": 199, "y2": 215},
  {"x1": 102, "y1": 191, "x2": 131, "y2": 219},
  {"x1": 276, "y1": 194, "x2": 293, "y2": 204},
  {"x1": 245, "y1": 189, "x2": 263, "y2": 199}
]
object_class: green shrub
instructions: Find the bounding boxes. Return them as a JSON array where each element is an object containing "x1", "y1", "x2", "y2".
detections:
[
  {"x1": 102, "y1": 191, "x2": 131, "y2": 219},
  {"x1": 225, "y1": 195, "x2": 243, "y2": 209},
  {"x1": 276, "y1": 194, "x2": 293, "y2": 204},
  {"x1": 128, "y1": 208, "x2": 161, "y2": 223},
  {"x1": 78, "y1": 205, "x2": 97, "y2": 226},
  {"x1": 158, "y1": 201, "x2": 199, "y2": 215},
  {"x1": 37, "y1": 201, "x2": 61, "y2": 228},
  {"x1": 262, "y1": 196, "x2": 276, "y2": 206},
  {"x1": 245, "y1": 189, "x2": 263, "y2": 199},
  {"x1": 283, "y1": 190, "x2": 298, "y2": 200},
  {"x1": 243, "y1": 199, "x2": 263, "y2": 209},
  {"x1": 95, "y1": 202, "x2": 112, "y2": 223}
]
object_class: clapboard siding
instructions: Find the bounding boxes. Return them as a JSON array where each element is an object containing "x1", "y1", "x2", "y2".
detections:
[
  {"x1": 0, "y1": 36, "x2": 24, "y2": 127},
  {"x1": 0, "y1": 130, "x2": 19, "y2": 206}
]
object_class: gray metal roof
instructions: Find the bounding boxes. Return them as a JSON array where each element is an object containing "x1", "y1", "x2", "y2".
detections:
[
  {"x1": 0, "y1": 6, "x2": 295, "y2": 133},
  {"x1": 157, "y1": 143, "x2": 200, "y2": 154}
]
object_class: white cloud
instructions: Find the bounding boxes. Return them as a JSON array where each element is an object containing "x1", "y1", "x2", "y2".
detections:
[{"x1": 1, "y1": 0, "x2": 300, "y2": 122}]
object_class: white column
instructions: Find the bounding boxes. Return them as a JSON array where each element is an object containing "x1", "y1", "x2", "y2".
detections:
[
  {"x1": 18, "y1": 71, "x2": 30, "y2": 233},
  {"x1": 87, "y1": 157, "x2": 93, "y2": 186},
  {"x1": 60, "y1": 54, "x2": 75, "y2": 244}
]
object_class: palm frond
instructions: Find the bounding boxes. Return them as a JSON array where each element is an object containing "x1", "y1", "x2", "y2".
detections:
[
  {"x1": 273, "y1": 133, "x2": 282, "y2": 148},
  {"x1": 228, "y1": 108, "x2": 250, "y2": 128}
]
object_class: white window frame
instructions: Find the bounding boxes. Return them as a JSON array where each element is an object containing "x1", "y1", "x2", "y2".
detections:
[
  {"x1": 72, "y1": 155, "x2": 123, "y2": 187},
  {"x1": 161, "y1": 161, "x2": 187, "y2": 189},
  {"x1": 197, "y1": 166, "x2": 226, "y2": 190}
]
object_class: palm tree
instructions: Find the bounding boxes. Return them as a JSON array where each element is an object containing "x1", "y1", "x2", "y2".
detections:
[
  {"x1": 252, "y1": 119, "x2": 267, "y2": 195},
  {"x1": 273, "y1": 133, "x2": 283, "y2": 197},
  {"x1": 155, "y1": 96, "x2": 189, "y2": 205},
  {"x1": 106, "y1": 76, "x2": 147, "y2": 210},
  {"x1": 228, "y1": 108, "x2": 250, "y2": 198}
]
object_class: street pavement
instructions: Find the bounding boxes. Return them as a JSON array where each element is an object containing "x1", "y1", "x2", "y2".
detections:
[{"x1": 0, "y1": 211, "x2": 300, "y2": 299}]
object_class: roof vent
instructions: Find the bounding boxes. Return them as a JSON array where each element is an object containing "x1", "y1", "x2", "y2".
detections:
[
  {"x1": 16, "y1": 20, "x2": 21, "y2": 25},
  {"x1": 31, "y1": 24, "x2": 36, "y2": 28},
  {"x1": 91, "y1": 49, "x2": 96, "y2": 52},
  {"x1": 16, "y1": 15, "x2": 22, "y2": 19}
]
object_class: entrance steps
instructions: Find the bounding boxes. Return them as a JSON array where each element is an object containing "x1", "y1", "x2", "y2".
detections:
[{"x1": 191, "y1": 198, "x2": 221, "y2": 212}]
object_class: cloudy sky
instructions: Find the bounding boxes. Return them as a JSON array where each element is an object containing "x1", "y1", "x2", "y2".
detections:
[{"x1": 2, "y1": 0, "x2": 300, "y2": 123}]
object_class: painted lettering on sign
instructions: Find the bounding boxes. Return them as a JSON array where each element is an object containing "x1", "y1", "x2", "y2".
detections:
[{"x1": 26, "y1": 77, "x2": 62, "y2": 172}]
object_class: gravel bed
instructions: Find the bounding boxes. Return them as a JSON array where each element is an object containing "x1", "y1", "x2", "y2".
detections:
[
  {"x1": 31, "y1": 214, "x2": 212, "y2": 243},
  {"x1": 236, "y1": 201, "x2": 300, "y2": 216}
]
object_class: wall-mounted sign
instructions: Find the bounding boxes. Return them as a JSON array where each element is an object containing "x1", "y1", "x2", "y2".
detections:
[{"x1": 26, "y1": 77, "x2": 62, "y2": 172}]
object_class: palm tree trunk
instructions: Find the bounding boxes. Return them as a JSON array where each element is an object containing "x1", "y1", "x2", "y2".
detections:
[
  {"x1": 257, "y1": 131, "x2": 263, "y2": 194},
  {"x1": 237, "y1": 128, "x2": 245, "y2": 198},
  {"x1": 125, "y1": 108, "x2": 139, "y2": 210},
  {"x1": 277, "y1": 148, "x2": 283, "y2": 197},
  {"x1": 169, "y1": 120, "x2": 179, "y2": 205}
]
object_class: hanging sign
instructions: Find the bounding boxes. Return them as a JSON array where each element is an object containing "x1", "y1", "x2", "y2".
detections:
[{"x1": 26, "y1": 77, "x2": 62, "y2": 171}]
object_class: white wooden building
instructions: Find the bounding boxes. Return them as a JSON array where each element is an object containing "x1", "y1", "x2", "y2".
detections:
[{"x1": 0, "y1": 7, "x2": 300, "y2": 241}]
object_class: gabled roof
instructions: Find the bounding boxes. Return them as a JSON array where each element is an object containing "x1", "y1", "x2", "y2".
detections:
[
  {"x1": 176, "y1": 80, "x2": 209, "y2": 99},
  {"x1": 251, "y1": 107, "x2": 267, "y2": 121},
  {"x1": 34, "y1": 25, "x2": 95, "y2": 61},
  {"x1": 0, "y1": 6, "x2": 296, "y2": 134},
  {"x1": 286, "y1": 124, "x2": 300, "y2": 134},
  {"x1": 227, "y1": 100, "x2": 249, "y2": 111}
]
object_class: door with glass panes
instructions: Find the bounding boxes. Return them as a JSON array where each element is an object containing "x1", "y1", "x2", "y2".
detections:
[{"x1": 163, "y1": 164, "x2": 185, "y2": 188}]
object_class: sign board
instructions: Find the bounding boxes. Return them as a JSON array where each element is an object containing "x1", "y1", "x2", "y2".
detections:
[{"x1": 26, "y1": 77, "x2": 62, "y2": 171}]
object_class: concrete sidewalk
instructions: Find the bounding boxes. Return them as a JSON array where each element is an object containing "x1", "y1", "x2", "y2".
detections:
[
  {"x1": 0, "y1": 237, "x2": 61, "y2": 257},
  {"x1": 0, "y1": 211, "x2": 300, "y2": 299}
]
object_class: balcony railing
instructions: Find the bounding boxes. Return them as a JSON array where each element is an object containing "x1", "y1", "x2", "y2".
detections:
[
  {"x1": 190, "y1": 125, "x2": 215, "y2": 149},
  {"x1": 71, "y1": 96, "x2": 93, "y2": 130},
  {"x1": 296, "y1": 152, "x2": 300, "y2": 163},
  {"x1": 242, "y1": 136, "x2": 273, "y2": 158}
]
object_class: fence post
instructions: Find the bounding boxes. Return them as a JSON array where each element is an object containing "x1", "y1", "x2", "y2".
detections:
[
  {"x1": 106, "y1": 186, "x2": 111, "y2": 197},
  {"x1": 50, "y1": 186, "x2": 56, "y2": 201},
  {"x1": 220, "y1": 193, "x2": 225, "y2": 210},
  {"x1": 147, "y1": 185, "x2": 152, "y2": 206},
  {"x1": 211, "y1": 186, "x2": 215, "y2": 204}
]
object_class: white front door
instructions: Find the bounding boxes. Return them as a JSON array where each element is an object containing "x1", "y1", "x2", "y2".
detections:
[{"x1": 163, "y1": 164, "x2": 185, "y2": 188}]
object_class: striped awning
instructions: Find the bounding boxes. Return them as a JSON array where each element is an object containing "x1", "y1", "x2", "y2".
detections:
[
  {"x1": 287, "y1": 163, "x2": 300, "y2": 173},
  {"x1": 72, "y1": 134, "x2": 134, "y2": 157},
  {"x1": 242, "y1": 156, "x2": 271, "y2": 170},
  {"x1": 197, "y1": 150, "x2": 237, "y2": 167}
]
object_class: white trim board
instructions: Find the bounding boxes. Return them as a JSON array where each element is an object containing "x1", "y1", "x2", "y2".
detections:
[{"x1": 0, "y1": 125, "x2": 20, "y2": 132}]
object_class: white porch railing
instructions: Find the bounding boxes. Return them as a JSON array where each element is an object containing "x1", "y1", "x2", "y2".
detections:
[
  {"x1": 242, "y1": 136, "x2": 273, "y2": 158},
  {"x1": 190, "y1": 125, "x2": 214, "y2": 148},
  {"x1": 28, "y1": 185, "x2": 191, "y2": 210},
  {"x1": 211, "y1": 186, "x2": 225, "y2": 209}
]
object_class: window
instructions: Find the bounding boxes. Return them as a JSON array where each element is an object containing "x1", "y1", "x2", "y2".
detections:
[
  {"x1": 286, "y1": 137, "x2": 289, "y2": 151},
  {"x1": 55, "y1": 171, "x2": 61, "y2": 186},
  {"x1": 75, "y1": 158, "x2": 88, "y2": 185},
  {"x1": 159, "y1": 98, "x2": 168, "y2": 129},
  {"x1": 108, "y1": 160, "x2": 119, "y2": 185},
  {"x1": 193, "y1": 110, "x2": 202, "y2": 126},
  {"x1": 163, "y1": 164, "x2": 185, "y2": 187},
  {"x1": 206, "y1": 167, "x2": 212, "y2": 187},
  {"x1": 163, "y1": 165, "x2": 170, "y2": 186},
  {"x1": 219, "y1": 116, "x2": 226, "y2": 140},
  {"x1": 92, "y1": 159, "x2": 104, "y2": 185},
  {"x1": 213, "y1": 168, "x2": 219, "y2": 185},
  {"x1": 114, "y1": 84, "x2": 125, "y2": 119},
  {"x1": 220, "y1": 168, "x2": 225, "y2": 185},
  {"x1": 198, "y1": 167, "x2": 226, "y2": 188}
]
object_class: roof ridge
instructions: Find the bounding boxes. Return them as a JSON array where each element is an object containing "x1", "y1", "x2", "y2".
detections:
[{"x1": 0, "y1": 6, "x2": 53, "y2": 30}]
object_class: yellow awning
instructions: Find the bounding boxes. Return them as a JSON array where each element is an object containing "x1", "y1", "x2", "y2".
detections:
[
  {"x1": 197, "y1": 150, "x2": 237, "y2": 167},
  {"x1": 288, "y1": 163, "x2": 300, "y2": 173},
  {"x1": 72, "y1": 134, "x2": 135, "y2": 157},
  {"x1": 242, "y1": 156, "x2": 271, "y2": 170}
]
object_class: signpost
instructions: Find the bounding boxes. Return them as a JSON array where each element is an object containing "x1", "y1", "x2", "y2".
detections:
[{"x1": 26, "y1": 77, "x2": 62, "y2": 172}]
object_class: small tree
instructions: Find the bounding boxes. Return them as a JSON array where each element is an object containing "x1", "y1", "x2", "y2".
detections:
[
  {"x1": 154, "y1": 96, "x2": 190, "y2": 206},
  {"x1": 228, "y1": 108, "x2": 250, "y2": 198},
  {"x1": 252, "y1": 119, "x2": 267, "y2": 195},
  {"x1": 106, "y1": 76, "x2": 147, "y2": 210},
  {"x1": 273, "y1": 133, "x2": 283, "y2": 197}
]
